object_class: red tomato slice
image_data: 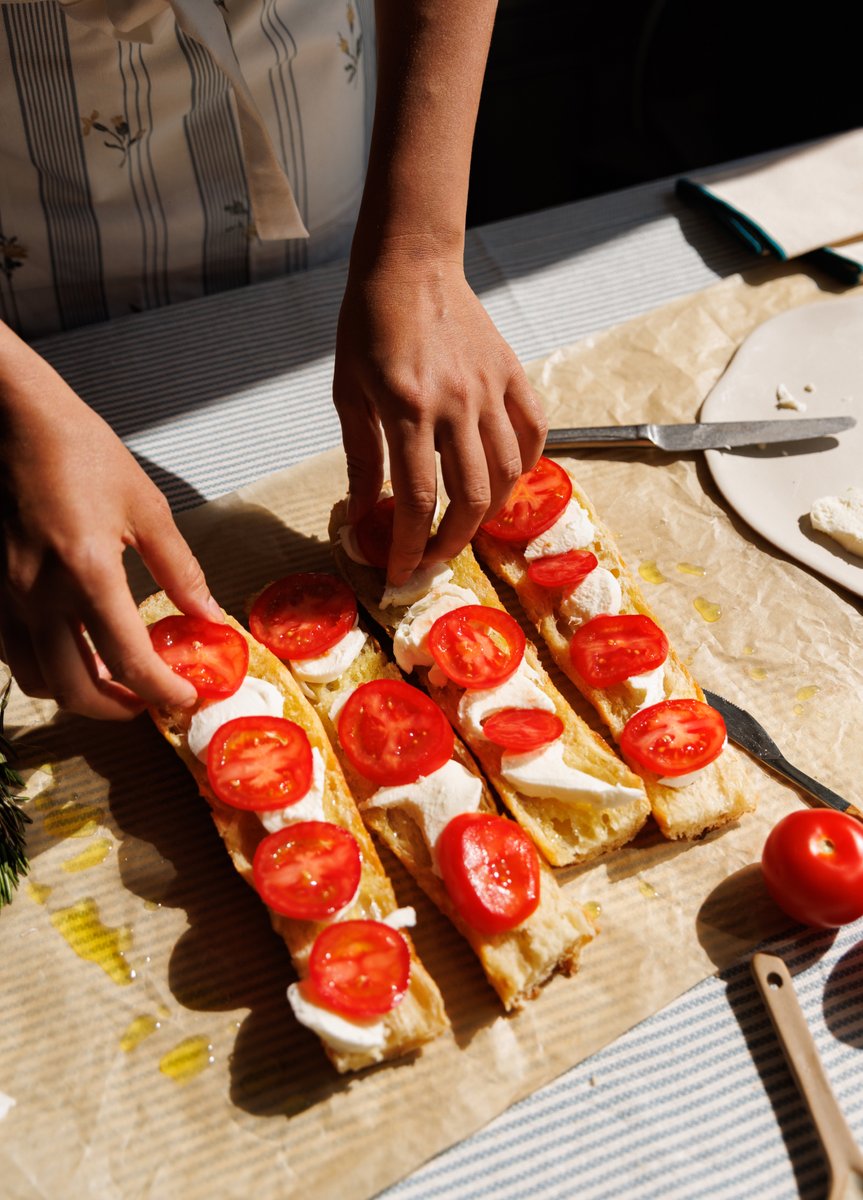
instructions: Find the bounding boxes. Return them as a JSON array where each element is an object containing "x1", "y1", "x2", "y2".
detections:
[
  {"x1": 338, "y1": 679, "x2": 454, "y2": 786},
  {"x1": 353, "y1": 496, "x2": 395, "y2": 568},
  {"x1": 761, "y1": 809, "x2": 863, "y2": 929},
  {"x1": 620, "y1": 699, "x2": 726, "y2": 777},
  {"x1": 527, "y1": 549, "x2": 598, "y2": 589},
  {"x1": 149, "y1": 614, "x2": 248, "y2": 700},
  {"x1": 252, "y1": 820, "x2": 361, "y2": 921},
  {"x1": 481, "y1": 707, "x2": 564, "y2": 753},
  {"x1": 480, "y1": 456, "x2": 572, "y2": 544},
  {"x1": 428, "y1": 605, "x2": 526, "y2": 690},
  {"x1": 308, "y1": 919, "x2": 411, "y2": 1017},
  {"x1": 207, "y1": 715, "x2": 313, "y2": 810},
  {"x1": 437, "y1": 812, "x2": 541, "y2": 935},
  {"x1": 249, "y1": 573, "x2": 357, "y2": 662},
  {"x1": 569, "y1": 613, "x2": 668, "y2": 688}
]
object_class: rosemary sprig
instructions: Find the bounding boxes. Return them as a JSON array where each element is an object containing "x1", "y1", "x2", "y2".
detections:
[{"x1": 0, "y1": 680, "x2": 30, "y2": 907}]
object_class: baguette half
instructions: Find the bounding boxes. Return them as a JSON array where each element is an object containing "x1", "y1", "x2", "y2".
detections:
[
  {"x1": 139, "y1": 591, "x2": 449, "y2": 1072},
  {"x1": 472, "y1": 465, "x2": 755, "y2": 839}
]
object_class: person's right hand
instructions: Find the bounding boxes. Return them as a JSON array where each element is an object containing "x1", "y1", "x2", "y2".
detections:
[{"x1": 0, "y1": 325, "x2": 223, "y2": 719}]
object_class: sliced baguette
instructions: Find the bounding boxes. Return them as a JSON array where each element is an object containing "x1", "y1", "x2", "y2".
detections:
[
  {"x1": 472, "y1": 467, "x2": 755, "y2": 839},
  {"x1": 139, "y1": 591, "x2": 449, "y2": 1072},
  {"x1": 327, "y1": 501, "x2": 650, "y2": 868},
  {"x1": 276, "y1": 614, "x2": 595, "y2": 1011}
]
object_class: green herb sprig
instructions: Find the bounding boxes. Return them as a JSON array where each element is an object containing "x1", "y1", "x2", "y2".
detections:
[{"x1": 0, "y1": 680, "x2": 30, "y2": 907}]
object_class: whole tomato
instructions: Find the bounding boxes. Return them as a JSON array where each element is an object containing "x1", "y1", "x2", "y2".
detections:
[{"x1": 761, "y1": 809, "x2": 863, "y2": 929}]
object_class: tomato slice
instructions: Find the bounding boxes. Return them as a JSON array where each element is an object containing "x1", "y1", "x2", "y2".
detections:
[
  {"x1": 480, "y1": 456, "x2": 572, "y2": 544},
  {"x1": 249, "y1": 573, "x2": 357, "y2": 662},
  {"x1": 620, "y1": 699, "x2": 726, "y2": 777},
  {"x1": 428, "y1": 605, "x2": 526, "y2": 690},
  {"x1": 527, "y1": 549, "x2": 598, "y2": 589},
  {"x1": 207, "y1": 715, "x2": 313, "y2": 810},
  {"x1": 149, "y1": 614, "x2": 248, "y2": 700},
  {"x1": 481, "y1": 707, "x2": 564, "y2": 752},
  {"x1": 307, "y1": 919, "x2": 411, "y2": 1017},
  {"x1": 338, "y1": 678, "x2": 454, "y2": 786},
  {"x1": 353, "y1": 496, "x2": 395, "y2": 568},
  {"x1": 252, "y1": 820, "x2": 361, "y2": 921},
  {"x1": 437, "y1": 812, "x2": 540, "y2": 934},
  {"x1": 761, "y1": 810, "x2": 863, "y2": 929},
  {"x1": 569, "y1": 613, "x2": 668, "y2": 688}
]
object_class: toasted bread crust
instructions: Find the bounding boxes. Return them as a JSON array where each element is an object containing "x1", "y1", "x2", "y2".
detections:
[
  {"x1": 472, "y1": 470, "x2": 755, "y2": 839},
  {"x1": 139, "y1": 592, "x2": 449, "y2": 1071}
]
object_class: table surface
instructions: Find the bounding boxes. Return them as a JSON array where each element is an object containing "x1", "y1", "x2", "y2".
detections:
[{"x1": 32, "y1": 170, "x2": 863, "y2": 1200}]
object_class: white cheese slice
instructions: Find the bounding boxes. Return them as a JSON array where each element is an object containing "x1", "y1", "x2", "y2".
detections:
[
  {"x1": 290, "y1": 626, "x2": 368, "y2": 684},
  {"x1": 501, "y1": 740, "x2": 643, "y2": 810},
  {"x1": 187, "y1": 676, "x2": 285, "y2": 761},
  {"x1": 381, "y1": 563, "x2": 453, "y2": 609},
  {"x1": 524, "y1": 500, "x2": 595, "y2": 561},
  {"x1": 364, "y1": 759, "x2": 484, "y2": 873},
  {"x1": 287, "y1": 983, "x2": 388, "y2": 1056},
  {"x1": 337, "y1": 523, "x2": 370, "y2": 565},
  {"x1": 392, "y1": 584, "x2": 480, "y2": 675},
  {"x1": 259, "y1": 748, "x2": 328, "y2": 832},
  {"x1": 560, "y1": 566, "x2": 622, "y2": 626},
  {"x1": 625, "y1": 664, "x2": 666, "y2": 713},
  {"x1": 458, "y1": 658, "x2": 555, "y2": 739}
]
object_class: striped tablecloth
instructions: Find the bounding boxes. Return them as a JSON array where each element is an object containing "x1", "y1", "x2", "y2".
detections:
[{"x1": 33, "y1": 172, "x2": 863, "y2": 1200}]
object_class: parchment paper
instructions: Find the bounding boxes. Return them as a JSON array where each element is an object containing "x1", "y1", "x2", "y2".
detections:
[{"x1": 2, "y1": 266, "x2": 861, "y2": 1200}]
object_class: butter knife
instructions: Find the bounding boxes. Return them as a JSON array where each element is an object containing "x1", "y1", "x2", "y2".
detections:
[
  {"x1": 545, "y1": 416, "x2": 855, "y2": 451},
  {"x1": 703, "y1": 689, "x2": 863, "y2": 821}
]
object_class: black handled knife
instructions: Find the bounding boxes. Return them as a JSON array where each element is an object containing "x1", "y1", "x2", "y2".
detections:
[{"x1": 704, "y1": 689, "x2": 862, "y2": 821}]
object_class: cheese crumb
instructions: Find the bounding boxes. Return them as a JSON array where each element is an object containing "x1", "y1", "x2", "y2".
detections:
[
  {"x1": 775, "y1": 383, "x2": 807, "y2": 412},
  {"x1": 810, "y1": 488, "x2": 863, "y2": 558}
]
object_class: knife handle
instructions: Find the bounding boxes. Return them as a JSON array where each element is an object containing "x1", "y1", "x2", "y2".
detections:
[
  {"x1": 771, "y1": 754, "x2": 863, "y2": 823},
  {"x1": 545, "y1": 425, "x2": 653, "y2": 449}
]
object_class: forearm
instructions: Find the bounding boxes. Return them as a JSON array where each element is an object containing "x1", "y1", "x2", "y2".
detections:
[
  {"x1": 352, "y1": 0, "x2": 498, "y2": 267},
  {"x1": 334, "y1": 0, "x2": 546, "y2": 585}
]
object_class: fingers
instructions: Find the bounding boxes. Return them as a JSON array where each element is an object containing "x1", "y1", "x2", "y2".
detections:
[
  {"x1": 0, "y1": 603, "x2": 48, "y2": 699},
  {"x1": 428, "y1": 418, "x2": 495, "y2": 565},
  {"x1": 505, "y1": 368, "x2": 548, "y2": 473},
  {"x1": 29, "y1": 614, "x2": 145, "y2": 720},
  {"x1": 384, "y1": 416, "x2": 439, "y2": 585},
  {"x1": 2, "y1": 533, "x2": 199, "y2": 717},
  {"x1": 333, "y1": 386, "x2": 385, "y2": 524},
  {"x1": 133, "y1": 497, "x2": 222, "y2": 624},
  {"x1": 73, "y1": 553, "x2": 199, "y2": 712}
]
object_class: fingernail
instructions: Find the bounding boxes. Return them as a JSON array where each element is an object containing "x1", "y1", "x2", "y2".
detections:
[{"x1": 204, "y1": 595, "x2": 224, "y2": 622}]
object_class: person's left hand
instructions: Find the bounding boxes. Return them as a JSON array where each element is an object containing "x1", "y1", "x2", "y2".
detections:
[{"x1": 333, "y1": 253, "x2": 547, "y2": 585}]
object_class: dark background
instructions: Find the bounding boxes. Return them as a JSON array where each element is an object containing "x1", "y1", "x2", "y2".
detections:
[{"x1": 467, "y1": 0, "x2": 861, "y2": 226}]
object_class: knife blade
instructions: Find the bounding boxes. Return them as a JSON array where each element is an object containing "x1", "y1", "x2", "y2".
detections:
[
  {"x1": 703, "y1": 689, "x2": 863, "y2": 821},
  {"x1": 545, "y1": 416, "x2": 855, "y2": 451}
]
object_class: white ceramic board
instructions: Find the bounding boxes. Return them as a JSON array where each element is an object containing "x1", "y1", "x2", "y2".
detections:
[{"x1": 701, "y1": 294, "x2": 863, "y2": 597}]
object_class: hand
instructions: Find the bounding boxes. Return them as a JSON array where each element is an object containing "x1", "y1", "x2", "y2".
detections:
[
  {"x1": 0, "y1": 333, "x2": 223, "y2": 719},
  {"x1": 333, "y1": 253, "x2": 547, "y2": 583}
]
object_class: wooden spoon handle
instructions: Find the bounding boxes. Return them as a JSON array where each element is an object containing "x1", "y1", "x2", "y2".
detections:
[{"x1": 751, "y1": 952, "x2": 863, "y2": 1195}]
